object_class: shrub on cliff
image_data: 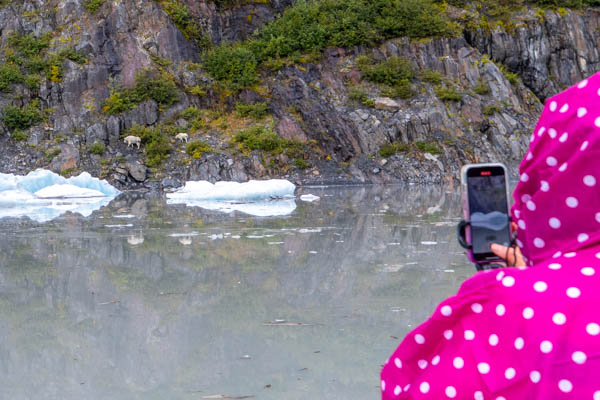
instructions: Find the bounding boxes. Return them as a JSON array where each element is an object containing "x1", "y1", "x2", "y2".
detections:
[
  {"x1": 203, "y1": 0, "x2": 458, "y2": 91},
  {"x1": 157, "y1": 0, "x2": 211, "y2": 48},
  {"x1": 103, "y1": 70, "x2": 179, "y2": 114},
  {"x1": 0, "y1": 64, "x2": 24, "y2": 92},
  {"x1": 83, "y1": 0, "x2": 104, "y2": 13},
  {"x1": 234, "y1": 101, "x2": 268, "y2": 119},
  {"x1": 204, "y1": 44, "x2": 258, "y2": 90},
  {"x1": 358, "y1": 56, "x2": 414, "y2": 86},
  {"x1": 358, "y1": 56, "x2": 416, "y2": 99},
  {"x1": 250, "y1": 0, "x2": 458, "y2": 60},
  {"x1": 233, "y1": 126, "x2": 303, "y2": 157},
  {"x1": 186, "y1": 141, "x2": 214, "y2": 158},
  {"x1": 133, "y1": 70, "x2": 179, "y2": 106},
  {"x1": 1, "y1": 101, "x2": 43, "y2": 131}
]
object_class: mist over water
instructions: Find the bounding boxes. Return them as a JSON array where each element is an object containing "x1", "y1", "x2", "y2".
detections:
[{"x1": 0, "y1": 185, "x2": 471, "y2": 399}]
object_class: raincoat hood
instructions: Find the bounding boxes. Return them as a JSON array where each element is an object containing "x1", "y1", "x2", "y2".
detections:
[{"x1": 512, "y1": 74, "x2": 600, "y2": 265}]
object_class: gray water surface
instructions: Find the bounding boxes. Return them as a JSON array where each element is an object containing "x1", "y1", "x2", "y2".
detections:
[{"x1": 0, "y1": 185, "x2": 472, "y2": 400}]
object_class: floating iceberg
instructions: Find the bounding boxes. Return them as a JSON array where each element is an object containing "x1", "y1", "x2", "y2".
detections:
[
  {"x1": 0, "y1": 169, "x2": 120, "y2": 223},
  {"x1": 166, "y1": 179, "x2": 297, "y2": 217},
  {"x1": 300, "y1": 194, "x2": 320, "y2": 202}
]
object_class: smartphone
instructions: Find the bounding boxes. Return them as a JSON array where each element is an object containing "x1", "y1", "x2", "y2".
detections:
[{"x1": 461, "y1": 163, "x2": 511, "y2": 264}]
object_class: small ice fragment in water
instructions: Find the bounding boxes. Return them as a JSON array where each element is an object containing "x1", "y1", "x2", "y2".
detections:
[
  {"x1": 421, "y1": 241, "x2": 438, "y2": 245},
  {"x1": 309, "y1": 251, "x2": 318, "y2": 254},
  {"x1": 247, "y1": 235, "x2": 264, "y2": 239},
  {"x1": 104, "y1": 224, "x2": 133, "y2": 228},
  {"x1": 240, "y1": 355, "x2": 251, "y2": 359},
  {"x1": 268, "y1": 242, "x2": 284, "y2": 245},
  {"x1": 300, "y1": 194, "x2": 320, "y2": 202},
  {"x1": 443, "y1": 269, "x2": 455, "y2": 273},
  {"x1": 114, "y1": 214, "x2": 136, "y2": 219},
  {"x1": 298, "y1": 228, "x2": 322, "y2": 233},
  {"x1": 127, "y1": 234, "x2": 144, "y2": 245},
  {"x1": 231, "y1": 235, "x2": 241, "y2": 239}
]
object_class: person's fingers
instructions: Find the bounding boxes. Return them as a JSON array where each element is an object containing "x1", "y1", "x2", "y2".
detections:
[
  {"x1": 512, "y1": 245, "x2": 526, "y2": 267},
  {"x1": 490, "y1": 243, "x2": 526, "y2": 267},
  {"x1": 511, "y1": 222, "x2": 518, "y2": 232}
]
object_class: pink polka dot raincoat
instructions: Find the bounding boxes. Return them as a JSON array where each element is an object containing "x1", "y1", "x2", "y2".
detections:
[{"x1": 381, "y1": 73, "x2": 600, "y2": 399}]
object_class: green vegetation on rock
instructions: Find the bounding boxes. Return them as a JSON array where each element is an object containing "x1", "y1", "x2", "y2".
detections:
[
  {"x1": 203, "y1": 44, "x2": 259, "y2": 90},
  {"x1": 1, "y1": 101, "x2": 43, "y2": 131},
  {"x1": 127, "y1": 124, "x2": 171, "y2": 167},
  {"x1": 83, "y1": 0, "x2": 104, "y2": 13},
  {"x1": 88, "y1": 142, "x2": 105, "y2": 155},
  {"x1": 233, "y1": 126, "x2": 303, "y2": 157},
  {"x1": 234, "y1": 101, "x2": 268, "y2": 119},
  {"x1": 379, "y1": 142, "x2": 410, "y2": 157},
  {"x1": 435, "y1": 85, "x2": 463, "y2": 102},
  {"x1": 416, "y1": 141, "x2": 441, "y2": 154},
  {"x1": 103, "y1": 69, "x2": 179, "y2": 114},
  {"x1": 186, "y1": 141, "x2": 214, "y2": 158},
  {"x1": 157, "y1": 0, "x2": 211, "y2": 48},
  {"x1": 11, "y1": 129, "x2": 28, "y2": 141},
  {"x1": 0, "y1": 64, "x2": 24, "y2": 92},
  {"x1": 204, "y1": 0, "x2": 458, "y2": 91},
  {"x1": 357, "y1": 56, "x2": 416, "y2": 99},
  {"x1": 5, "y1": 32, "x2": 85, "y2": 85},
  {"x1": 473, "y1": 79, "x2": 491, "y2": 95}
]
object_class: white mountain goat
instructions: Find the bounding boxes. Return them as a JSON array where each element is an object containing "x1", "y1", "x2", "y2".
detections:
[
  {"x1": 124, "y1": 135, "x2": 141, "y2": 149},
  {"x1": 175, "y1": 133, "x2": 189, "y2": 143}
]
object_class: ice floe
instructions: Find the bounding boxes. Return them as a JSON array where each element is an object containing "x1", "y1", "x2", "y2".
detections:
[
  {"x1": 166, "y1": 179, "x2": 297, "y2": 217},
  {"x1": 300, "y1": 194, "x2": 320, "y2": 202},
  {"x1": 0, "y1": 169, "x2": 119, "y2": 223}
]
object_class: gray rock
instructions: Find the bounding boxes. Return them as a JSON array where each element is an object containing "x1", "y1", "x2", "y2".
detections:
[
  {"x1": 138, "y1": 100, "x2": 158, "y2": 126},
  {"x1": 277, "y1": 117, "x2": 308, "y2": 142},
  {"x1": 106, "y1": 116, "x2": 121, "y2": 147},
  {"x1": 50, "y1": 144, "x2": 80, "y2": 173},
  {"x1": 85, "y1": 123, "x2": 108, "y2": 145},
  {"x1": 374, "y1": 97, "x2": 400, "y2": 112},
  {"x1": 126, "y1": 162, "x2": 147, "y2": 182},
  {"x1": 161, "y1": 177, "x2": 180, "y2": 188}
]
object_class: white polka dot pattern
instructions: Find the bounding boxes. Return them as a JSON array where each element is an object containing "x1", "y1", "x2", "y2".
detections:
[
  {"x1": 540, "y1": 340, "x2": 553, "y2": 353},
  {"x1": 380, "y1": 72, "x2": 600, "y2": 400},
  {"x1": 587, "y1": 323, "x2": 600, "y2": 336},
  {"x1": 453, "y1": 356, "x2": 464, "y2": 369},
  {"x1": 552, "y1": 313, "x2": 566, "y2": 325},
  {"x1": 530, "y1": 370, "x2": 541, "y2": 383},
  {"x1": 514, "y1": 337, "x2": 524, "y2": 350},
  {"x1": 445, "y1": 386, "x2": 457, "y2": 398}
]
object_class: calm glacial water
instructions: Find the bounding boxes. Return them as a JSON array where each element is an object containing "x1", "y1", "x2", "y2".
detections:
[{"x1": 0, "y1": 185, "x2": 472, "y2": 400}]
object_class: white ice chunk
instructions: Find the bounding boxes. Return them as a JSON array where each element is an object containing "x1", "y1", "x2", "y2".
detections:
[
  {"x1": 0, "y1": 169, "x2": 119, "y2": 222},
  {"x1": 35, "y1": 184, "x2": 106, "y2": 199},
  {"x1": 167, "y1": 179, "x2": 295, "y2": 201},
  {"x1": 166, "y1": 179, "x2": 297, "y2": 217},
  {"x1": 300, "y1": 194, "x2": 320, "y2": 202}
]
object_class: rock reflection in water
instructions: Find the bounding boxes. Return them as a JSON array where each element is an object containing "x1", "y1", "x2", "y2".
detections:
[{"x1": 0, "y1": 185, "x2": 471, "y2": 399}]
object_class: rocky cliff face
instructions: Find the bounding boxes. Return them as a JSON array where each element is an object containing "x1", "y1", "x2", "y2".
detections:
[{"x1": 0, "y1": 1, "x2": 596, "y2": 189}]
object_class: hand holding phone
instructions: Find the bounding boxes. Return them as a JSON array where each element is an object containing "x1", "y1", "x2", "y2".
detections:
[{"x1": 460, "y1": 163, "x2": 512, "y2": 265}]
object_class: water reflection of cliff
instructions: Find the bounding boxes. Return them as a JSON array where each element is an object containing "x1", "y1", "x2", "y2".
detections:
[{"x1": 0, "y1": 186, "x2": 471, "y2": 399}]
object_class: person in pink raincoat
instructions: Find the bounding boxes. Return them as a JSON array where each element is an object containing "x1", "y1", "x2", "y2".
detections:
[{"x1": 381, "y1": 72, "x2": 600, "y2": 399}]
